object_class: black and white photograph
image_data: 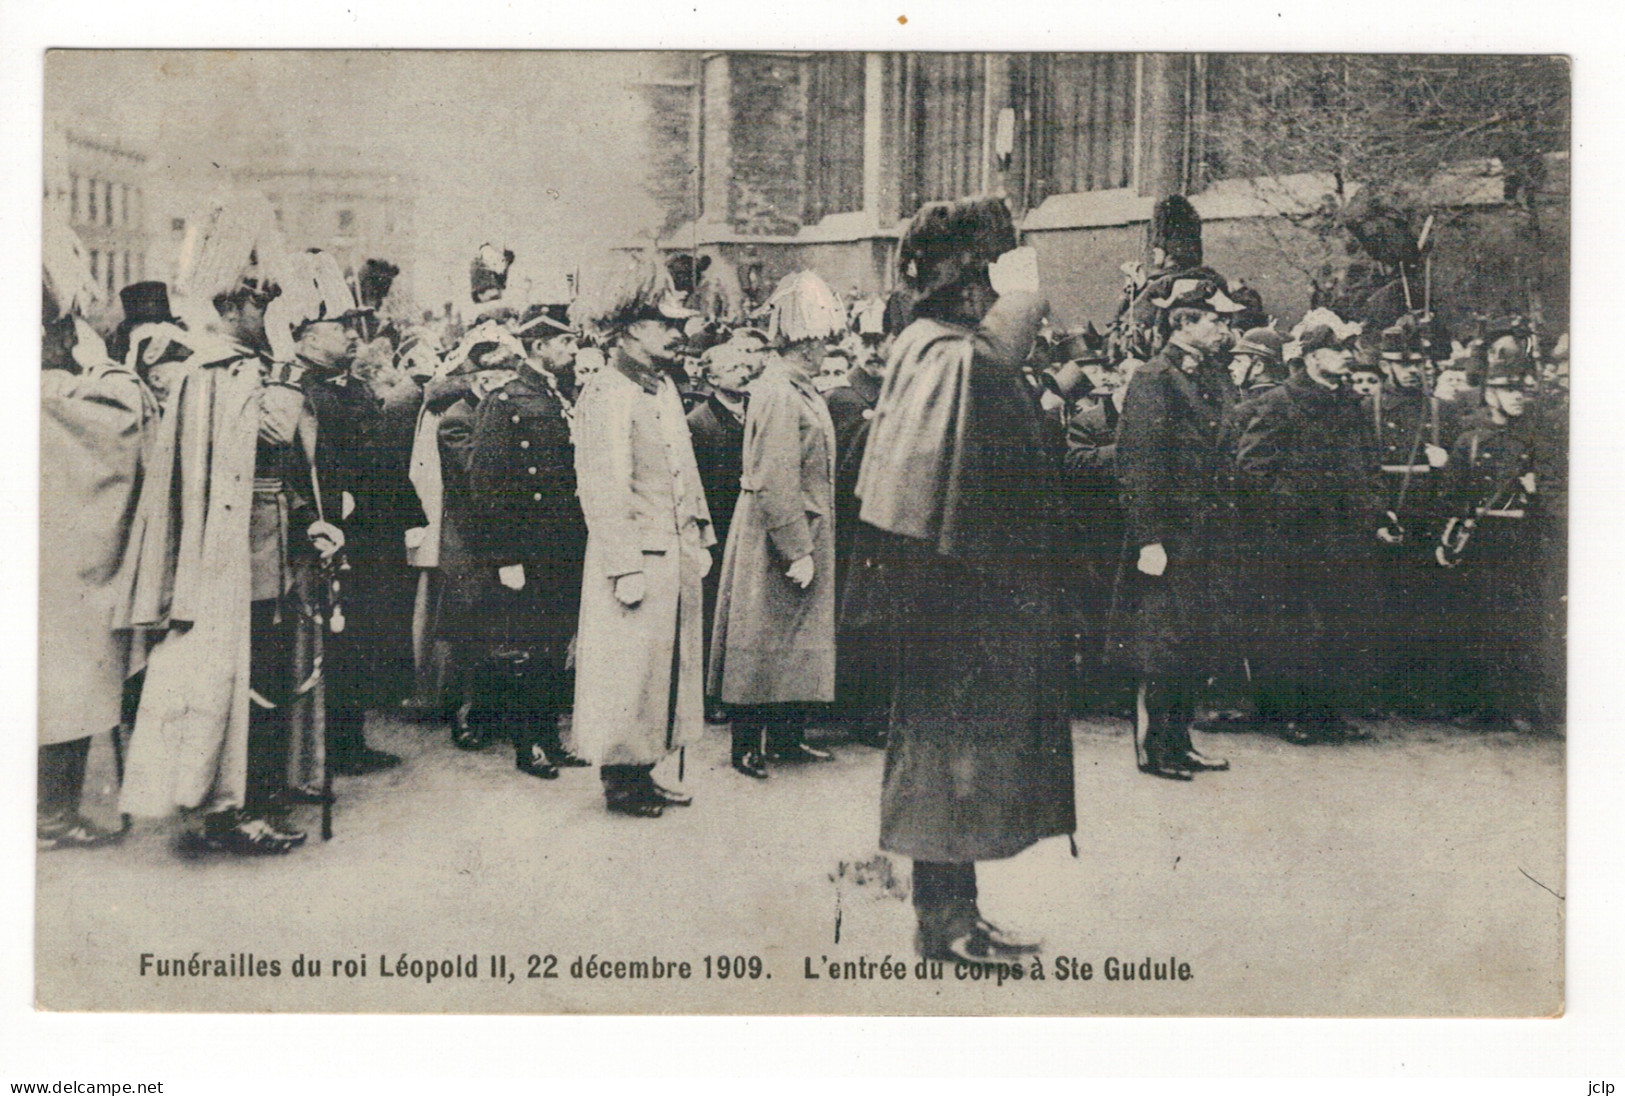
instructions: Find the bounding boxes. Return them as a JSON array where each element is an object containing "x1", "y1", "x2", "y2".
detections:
[{"x1": 30, "y1": 45, "x2": 1571, "y2": 1020}]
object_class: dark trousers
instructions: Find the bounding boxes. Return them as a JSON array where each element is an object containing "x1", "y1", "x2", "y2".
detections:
[
  {"x1": 600, "y1": 763, "x2": 655, "y2": 801},
  {"x1": 1140, "y1": 677, "x2": 1197, "y2": 761},
  {"x1": 247, "y1": 600, "x2": 296, "y2": 815},
  {"x1": 38, "y1": 737, "x2": 91, "y2": 822},
  {"x1": 482, "y1": 654, "x2": 571, "y2": 755},
  {"x1": 912, "y1": 860, "x2": 978, "y2": 921},
  {"x1": 729, "y1": 703, "x2": 809, "y2": 759}
]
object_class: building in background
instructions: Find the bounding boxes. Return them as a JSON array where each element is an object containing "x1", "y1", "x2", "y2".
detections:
[
  {"x1": 642, "y1": 53, "x2": 1569, "y2": 332},
  {"x1": 45, "y1": 129, "x2": 153, "y2": 312}
]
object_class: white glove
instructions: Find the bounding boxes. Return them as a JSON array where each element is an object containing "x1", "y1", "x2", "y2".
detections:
[
  {"x1": 307, "y1": 521, "x2": 345, "y2": 561},
  {"x1": 341, "y1": 490, "x2": 356, "y2": 520},
  {"x1": 1424, "y1": 444, "x2": 1449, "y2": 469},
  {"x1": 1377, "y1": 511, "x2": 1405, "y2": 545},
  {"x1": 1136, "y1": 542, "x2": 1168, "y2": 577},
  {"x1": 1519, "y1": 472, "x2": 1538, "y2": 495},
  {"x1": 404, "y1": 527, "x2": 427, "y2": 550},
  {"x1": 614, "y1": 572, "x2": 647, "y2": 607},
  {"x1": 786, "y1": 555, "x2": 816, "y2": 589},
  {"x1": 498, "y1": 564, "x2": 526, "y2": 591}
]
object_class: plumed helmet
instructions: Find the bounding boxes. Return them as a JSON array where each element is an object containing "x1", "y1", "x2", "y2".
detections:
[
  {"x1": 569, "y1": 252, "x2": 697, "y2": 334},
  {"x1": 898, "y1": 196, "x2": 1019, "y2": 298},
  {"x1": 176, "y1": 190, "x2": 290, "y2": 313},
  {"x1": 470, "y1": 243, "x2": 515, "y2": 304},
  {"x1": 1149, "y1": 194, "x2": 1203, "y2": 271},
  {"x1": 765, "y1": 269, "x2": 847, "y2": 346},
  {"x1": 264, "y1": 249, "x2": 363, "y2": 362}
]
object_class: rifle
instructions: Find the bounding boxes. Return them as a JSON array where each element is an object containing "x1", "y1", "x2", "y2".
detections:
[{"x1": 1435, "y1": 444, "x2": 1533, "y2": 569}]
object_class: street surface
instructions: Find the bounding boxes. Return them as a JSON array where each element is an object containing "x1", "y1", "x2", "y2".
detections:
[{"x1": 36, "y1": 712, "x2": 1563, "y2": 1016}]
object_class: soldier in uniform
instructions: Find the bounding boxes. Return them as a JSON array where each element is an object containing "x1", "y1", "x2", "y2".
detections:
[
  {"x1": 466, "y1": 331, "x2": 590, "y2": 779},
  {"x1": 1227, "y1": 327, "x2": 1288, "y2": 402},
  {"x1": 119, "y1": 196, "x2": 344, "y2": 855},
  {"x1": 1235, "y1": 325, "x2": 1386, "y2": 743},
  {"x1": 1107, "y1": 278, "x2": 1245, "y2": 779},
  {"x1": 1435, "y1": 351, "x2": 1551, "y2": 729},
  {"x1": 570, "y1": 256, "x2": 715, "y2": 818},
  {"x1": 38, "y1": 232, "x2": 156, "y2": 850},
  {"x1": 289, "y1": 250, "x2": 407, "y2": 777},
  {"x1": 708, "y1": 271, "x2": 843, "y2": 778},
  {"x1": 1364, "y1": 324, "x2": 1461, "y2": 715}
]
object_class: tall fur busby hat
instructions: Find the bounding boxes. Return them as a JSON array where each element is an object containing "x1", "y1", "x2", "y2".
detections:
[
  {"x1": 358, "y1": 258, "x2": 400, "y2": 310},
  {"x1": 898, "y1": 196, "x2": 1019, "y2": 299},
  {"x1": 666, "y1": 252, "x2": 712, "y2": 296},
  {"x1": 1148, "y1": 194, "x2": 1203, "y2": 271}
]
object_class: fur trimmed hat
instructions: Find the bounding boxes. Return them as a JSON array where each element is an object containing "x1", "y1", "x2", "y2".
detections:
[{"x1": 898, "y1": 196, "x2": 1019, "y2": 298}]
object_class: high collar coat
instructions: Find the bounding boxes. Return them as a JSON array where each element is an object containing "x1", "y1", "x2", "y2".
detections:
[
  {"x1": 707, "y1": 358, "x2": 839, "y2": 706},
  {"x1": 571, "y1": 358, "x2": 715, "y2": 766}
]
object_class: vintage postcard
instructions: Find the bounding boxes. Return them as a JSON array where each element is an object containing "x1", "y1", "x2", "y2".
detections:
[{"x1": 35, "y1": 48, "x2": 1566, "y2": 1017}]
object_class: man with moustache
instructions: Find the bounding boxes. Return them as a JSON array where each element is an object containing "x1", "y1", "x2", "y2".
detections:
[
  {"x1": 1236, "y1": 325, "x2": 1386, "y2": 744},
  {"x1": 570, "y1": 257, "x2": 715, "y2": 818},
  {"x1": 1106, "y1": 278, "x2": 1246, "y2": 779}
]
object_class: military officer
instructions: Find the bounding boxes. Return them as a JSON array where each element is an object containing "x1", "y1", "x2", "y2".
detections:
[
  {"x1": 466, "y1": 336, "x2": 590, "y2": 779},
  {"x1": 1106, "y1": 277, "x2": 1246, "y2": 779},
  {"x1": 1435, "y1": 352, "x2": 1551, "y2": 729},
  {"x1": 1365, "y1": 324, "x2": 1462, "y2": 715}
]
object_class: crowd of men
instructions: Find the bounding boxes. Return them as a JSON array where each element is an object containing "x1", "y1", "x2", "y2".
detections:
[{"x1": 39, "y1": 188, "x2": 1567, "y2": 967}]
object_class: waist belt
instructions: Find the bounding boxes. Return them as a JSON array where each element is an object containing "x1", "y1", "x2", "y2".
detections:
[{"x1": 253, "y1": 476, "x2": 287, "y2": 493}]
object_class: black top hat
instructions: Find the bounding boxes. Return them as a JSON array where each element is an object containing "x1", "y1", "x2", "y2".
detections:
[
  {"x1": 1055, "y1": 325, "x2": 1109, "y2": 367},
  {"x1": 119, "y1": 282, "x2": 177, "y2": 327}
]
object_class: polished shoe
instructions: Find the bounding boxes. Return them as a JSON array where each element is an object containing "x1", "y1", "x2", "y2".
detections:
[
  {"x1": 199, "y1": 814, "x2": 301, "y2": 856},
  {"x1": 605, "y1": 793, "x2": 664, "y2": 819},
  {"x1": 917, "y1": 920, "x2": 1038, "y2": 965},
  {"x1": 646, "y1": 781, "x2": 692, "y2": 807},
  {"x1": 330, "y1": 747, "x2": 403, "y2": 776},
  {"x1": 257, "y1": 812, "x2": 308, "y2": 847},
  {"x1": 1180, "y1": 747, "x2": 1230, "y2": 772},
  {"x1": 731, "y1": 750, "x2": 770, "y2": 780},
  {"x1": 544, "y1": 745, "x2": 592, "y2": 768},
  {"x1": 452, "y1": 725, "x2": 488, "y2": 750},
  {"x1": 973, "y1": 915, "x2": 1042, "y2": 955},
  {"x1": 1139, "y1": 756, "x2": 1195, "y2": 781},
  {"x1": 516, "y1": 745, "x2": 560, "y2": 780},
  {"x1": 769, "y1": 742, "x2": 834, "y2": 763},
  {"x1": 37, "y1": 813, "x2": 124, "y2": 852}
]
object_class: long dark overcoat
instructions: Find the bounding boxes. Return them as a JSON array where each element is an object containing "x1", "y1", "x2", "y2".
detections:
[
  {"x1": 466, "y1": 368, "x2": 587, "y2": 674},
  {"x1": 1234, "y1": 372, "x2": 1384, "y2": 683},
  {"x1": 1105, "y1": 342, "x2": 1240, "y2": 677},
  {"x1": 852, "y1": 293, "x2": 1075, "y2": 864}
]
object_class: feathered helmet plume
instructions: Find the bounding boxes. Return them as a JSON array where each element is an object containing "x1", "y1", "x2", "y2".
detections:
[
  {"x1": 175, "y1": 190, "x2": 290, "y2": 316},
  {"x1": 765, "y1": 270, "x2": 846, "y2": 346}
]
